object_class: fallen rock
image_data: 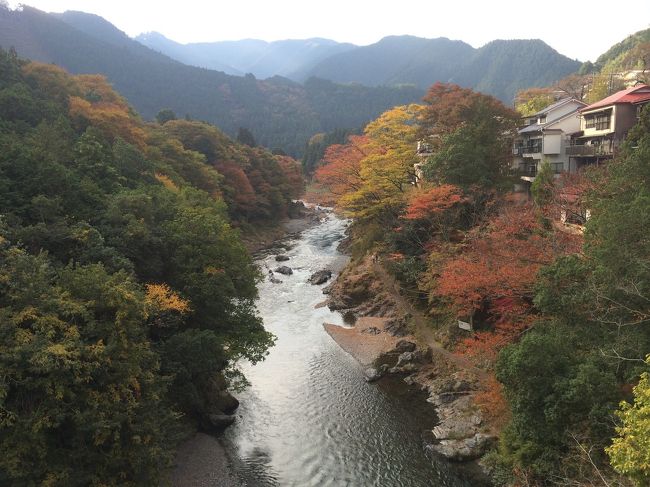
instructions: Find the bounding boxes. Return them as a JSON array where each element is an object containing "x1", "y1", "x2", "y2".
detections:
[
  {"x1": 428, "y1": 433, "x2": 495, "y2": 462},
  {"x1": 274, "y1": 266, "x2": 293, "y2": 275},
  {"x1": 364, "y1": 367, "x2": 382, "y2": 382},
  {"x1": 396, "y1": 351, "x2": 417, "y2": 367},
  {"x1": 275, "y1": 254, "x2": 290, "y2": 262},
  {"x1": 308, "y1": 269, "x2": 332, "y2": 285},
  {"x1": 394, "y1": 339, "x2": 416, "y2": 353},
  {"x1": 388, "y1": 363, "x2": 418, "y2": 374}
]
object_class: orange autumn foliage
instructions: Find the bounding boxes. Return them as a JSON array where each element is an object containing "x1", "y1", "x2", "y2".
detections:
[
  {"x1": 403, "y1": 184, "x2": 465, "y2": 220},
  {"x1": 214, "y1": 160, "x2": 256, "y2": 213},
  {"x1": 433, "y1": 203, "x2": 580, "y2": 368},
  {"x1": 420, "y1": 82, "x2": 518, "y2": 140},
  {"x1": 314, "y1": 135, "x2": 370, "y2": 197},
  {"x1": 437, "y1": 204, "x2": 579, "y2": 312},
  {"x1": 474, "y1": 375, "x2": 510, "y2": 427}
]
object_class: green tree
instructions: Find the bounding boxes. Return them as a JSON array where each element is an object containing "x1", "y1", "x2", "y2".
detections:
[
  {"x1": 530, "y1": 159, "x2": 554, "y2": 207},
  {"x1": 236, "y1": 126, "x2": 257, "y2": 147},
  {"x1": 0, "y1": 245, "x2": 174, "y2": 486},
  {"x1": 607, "y1": 355, "x2": 650, "y2": 484},
  {"x1": 155, "y1": 108, "x2": 177, "y2": 124},
  {"x1": 420, "y1": 83, "x2": 518, "y2": 191}
]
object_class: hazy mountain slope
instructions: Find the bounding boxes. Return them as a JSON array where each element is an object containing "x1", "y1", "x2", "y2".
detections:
[
  {"x1": 135, "y1": 32, "x2": 246, "y2": 76},
  {"x1": 0, "y1": 6, "x2": 422, "y2": 155},
  {"x1": 461, "y1": 39, "x2": 582, "y2": 102},
  {"x1": 136, "y1": 33, "x2": 356, "y2": 80},
  {"x1": 308, "y1": 36, "x2": 475, "y2": 87},
  {"x1": 306, "y1": 35, "x2": 581, "y2": 102}
]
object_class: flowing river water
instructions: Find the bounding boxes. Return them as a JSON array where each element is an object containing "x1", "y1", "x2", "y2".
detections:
[{"x1": 221, "y1": 211, "x2": 471, "y2": 486}]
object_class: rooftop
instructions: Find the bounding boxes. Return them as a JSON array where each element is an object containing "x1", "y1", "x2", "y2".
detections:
[{"x1": 581, "y1": 84, "x2": 650, "y2": 112}]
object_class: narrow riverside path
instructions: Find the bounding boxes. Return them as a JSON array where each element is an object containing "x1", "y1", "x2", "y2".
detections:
[{"x1": 371, "y1": 260, "x2": 490, "y2": 382}]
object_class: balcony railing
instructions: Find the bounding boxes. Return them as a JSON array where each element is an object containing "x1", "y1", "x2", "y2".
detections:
[
  {"x1": 566, "y1": 142, "x2": 617, "y2": 157},
  {"x1": 513, "y1": 141, "x2": 543, "y2": 155},
  {"x1": 518, "y1": 162, "x2": 564, "y2": 177}
]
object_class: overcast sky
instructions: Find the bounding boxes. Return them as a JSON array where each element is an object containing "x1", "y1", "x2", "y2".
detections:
[{"x1": 7, "y1": 0, "x2": 650, "y2": 62}]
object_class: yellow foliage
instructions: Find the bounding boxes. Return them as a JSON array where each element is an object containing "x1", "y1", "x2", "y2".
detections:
[
  {"x1": 154, "y1": 173, "x2": 179, "y2": 192},
  {"x1": 606, "y1": 355, "x2": 650, "y2": 484},
  {"x1": 69, "y1": 95, "x2": 147, "y2": 148},
  {"x1": 145, "y1": 283, "x2": 190, "y2": 313},
  {"x1": 204, "y1": 266, "x2": 225, "y2": 276},
  {"x1": 21, "y1": 62, "x2": 80, "y2": 101}
]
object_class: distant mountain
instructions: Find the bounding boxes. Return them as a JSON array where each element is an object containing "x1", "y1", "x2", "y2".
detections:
[
  {"x1": 0, "y1": 6, "x2": 422, "y2": 156},
  {"x1": 305, "y1": 35, "x2": 581, "y2": 102},
  {"x1": 135, "y1": 32, "x2": 357, "y2": 80},
  {"x1": 308, "y1": 36, "x2": 474, "y2": 87},
  {"x1": 460, "y1": 39, "x2": 582, "y2": 102},
  {"x1": 134, "y1": 32, "x2": 243, "y2": 76},
  {"x1": 135, "y1": 31, "x2": 582, "y2": 103}
]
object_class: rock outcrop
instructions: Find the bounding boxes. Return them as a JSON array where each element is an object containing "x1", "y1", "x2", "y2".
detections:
[{"x1": 308, "y1": 269, "x2": 332, "y2": 285}]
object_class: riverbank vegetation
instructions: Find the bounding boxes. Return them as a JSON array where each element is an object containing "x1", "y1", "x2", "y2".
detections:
[
  {"x1": 312, "y1": 81, "x2": 650, "y2": 485},
  {"x1": 0, "y1": 47, "x2": 304, "y2": 485}
]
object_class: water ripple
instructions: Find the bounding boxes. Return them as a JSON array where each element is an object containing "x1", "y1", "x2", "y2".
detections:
[{"x1": 223, "y1": 212, "x2": 472, "y2": 486}]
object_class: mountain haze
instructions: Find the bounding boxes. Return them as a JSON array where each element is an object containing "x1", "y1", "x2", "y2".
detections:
[
  {"x1": 139, "y1": 31, "x2": 581, "y2": 103},
  {"x1": 305, "y1": 35, "x2": 582, "y2": 102},
  {"x1": 136, "y1": 32, "x2": 357, "y2": 80},
  {"x1": 0, "y1": 5, "x2": 422, "y2": 155}
]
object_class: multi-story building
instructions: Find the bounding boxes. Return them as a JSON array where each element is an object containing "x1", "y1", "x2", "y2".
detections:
[
  {"x1": 567, "y1": 84, "x2": 650, "y2": 170},
  {"x1": 513, "y1": 98, "x2": 586, "y2": 184}
]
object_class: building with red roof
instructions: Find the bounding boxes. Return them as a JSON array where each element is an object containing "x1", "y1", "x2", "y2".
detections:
[{"x1": 567, "y1": 84, "x2": 650, "y2": 168}]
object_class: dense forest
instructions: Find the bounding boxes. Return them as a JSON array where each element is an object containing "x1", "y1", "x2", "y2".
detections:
[
  {"x1": 0, "y1": 47, "x2": 306, "y2": 485},
  {"x1": 313, "y1": 82, "x2": 650, "y2": 485},
  {"x1": 0, "y1": 5, "x2": 423, "y2": 156}
]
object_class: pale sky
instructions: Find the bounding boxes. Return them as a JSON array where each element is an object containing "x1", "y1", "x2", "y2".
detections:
[{"x1": 7, "y1": 0, "x2": 650, "y2": 62}]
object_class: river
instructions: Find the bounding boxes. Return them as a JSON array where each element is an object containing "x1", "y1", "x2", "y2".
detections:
[{"x1": 221, "y1": 210, "x2": 471, "y2": 486}]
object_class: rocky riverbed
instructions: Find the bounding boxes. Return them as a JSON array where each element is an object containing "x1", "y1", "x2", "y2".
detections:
[{"x1": 323, "y1": 254, "x2": 495, "y2": 481}]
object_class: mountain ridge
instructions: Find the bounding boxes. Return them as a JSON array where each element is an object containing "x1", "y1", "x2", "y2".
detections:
[
  {"x1": 135, "y1": 30, "x2": 581, "y2": 102},
  {"x1": 0, "y1": 5, "x2": 423, "y2": 156}
]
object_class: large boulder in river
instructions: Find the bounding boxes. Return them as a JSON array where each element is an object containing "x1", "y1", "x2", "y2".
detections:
[
  {"x1": 203, "y1": 413, "x2": 236, "y2": 433},
  {"x1": 308, "y1": 269, "x2": 332, "y2": 285},
  {"x1": 274, "y1": 266, "x2": 293, "y2": 275},
  {"x1": 275, "y1": 254, "x2": 290, "y2": 262},
  {"x1": 214, "y1": 391, "x2": 239, "y2": 414},
  {"x1": 364, "y1": 367, "x2": 382, "y2": 382}
]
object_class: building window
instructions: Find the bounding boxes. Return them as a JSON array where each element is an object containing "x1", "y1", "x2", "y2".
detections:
[
  {"x1": 585, "y1": 115, "x2": 595, "y2": 129},
  {"x1": 595, "y1": 113, "x2": 610, "y2": 130},
  {"x1": 538, "y1": 115, "x2": 547, "y2": 124}
]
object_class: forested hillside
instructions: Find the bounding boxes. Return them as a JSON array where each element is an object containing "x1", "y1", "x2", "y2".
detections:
[
  {"x1": 0, "y1": 47, "x2": 306, "y2": 485},
  {"x1": 313, "y1": 82, "x2": 650, "y2": 485},
  {"x1": 590, "y1": 27, "x2": 650, "y2": 73},
  {"x1": 0, "y1": 5, "x2": 422, "y2": 156},
  {"x1": 305, "y1": 36, "x2": 581, "y2": 102}
]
